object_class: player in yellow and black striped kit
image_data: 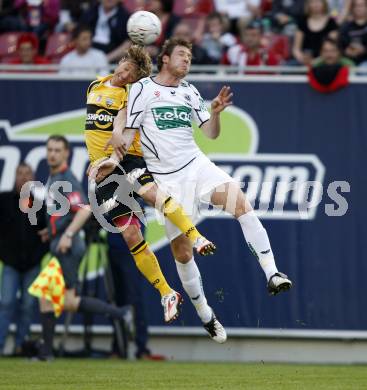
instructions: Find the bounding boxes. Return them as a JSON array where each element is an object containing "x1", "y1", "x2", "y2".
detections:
[{"x1": 85, "y1": 46, "x2": 216, "y2": 323}]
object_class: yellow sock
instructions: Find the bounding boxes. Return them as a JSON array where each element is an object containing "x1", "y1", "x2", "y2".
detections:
[
  {"x1": 162, "y1": 197, "x2": 202, "y2": 244},
  {"x1": 130, "y1": 240, "x2": 172, "y2": 297}
]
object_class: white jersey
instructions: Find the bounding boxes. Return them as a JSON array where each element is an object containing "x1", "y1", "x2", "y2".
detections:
[{"x1": 125, "y1": 76, "x2": 210, "y2": 174}]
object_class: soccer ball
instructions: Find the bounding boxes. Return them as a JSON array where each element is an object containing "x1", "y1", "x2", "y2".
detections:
[{"x1": 127, "y1": 11, "x2": 162, "y2": 46}]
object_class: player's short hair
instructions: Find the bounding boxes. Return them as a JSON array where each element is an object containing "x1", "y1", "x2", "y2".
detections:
[
  {"x1": 47, "y1": 135, "x2": 70, "y2": 150},
  {"x1": 120, "y1": 45, "x2": 152, "y2": 80},
  {"x1": 157, "y1": 38, "x2": 193, "y2": 71}
]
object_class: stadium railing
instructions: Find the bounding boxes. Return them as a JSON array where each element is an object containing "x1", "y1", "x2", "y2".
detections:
[{"x1": 1, "y1": 64, "x2": 367, "y2": 84}]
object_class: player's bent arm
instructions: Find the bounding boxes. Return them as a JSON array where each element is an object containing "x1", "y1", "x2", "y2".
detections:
[
  {"x1": 121, "y1": 127, "x2": 138, "y2": 153},
  {"x1": 106, "y1": 108, "x2": 128, "y2": 159},
  {"x1": 200, "y1": 112, "x2": 221, "y2": 139},
  {"x1": 113, "y1": 108, "x2": 127, "y2": 135}
]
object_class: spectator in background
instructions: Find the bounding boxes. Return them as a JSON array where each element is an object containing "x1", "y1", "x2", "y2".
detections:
[
  {"x1": 213, "y1": 0, "x2": 261, "y2": 35},
  {"x1": 314, "y1": 36, "x2": 355, "y2": 66},
  {"x1": 148, "y1": 0, "x2": 181, "y2": 46},
  {"x1": 14, "y1": 0, "x2": 60, "y2": 41},
  {"x1": 0, "y1": 0, "x2": 27, "y2": 32},
  {"x1": 0, "y1": 163, "x2": 48, "y2": 356},
  {"x1": 271, "y1": 0, "x2": 305, "y2": 35},
  {"x1": 340, "y1": 0, "x2": 367, "y2": 66},
  {"x1": 79, "y1": 0, "x2": 130, "y2": 63},
  {"x1": 201, "y1": 12, "x2": 237, "y2": 64},
  {"x1": 172, "y1": 21, "x2": 214, "y2": 64},
  {"x1": 309, "y1": 37, "x2": 352, "y2": 92},
  {"x1": 328, "y1": 0, "x2": 352, "y2": 24},
  {"x1": 9, "y1": 32, "x2": 50, "y2": 64},
  {"x1": 55, "y1": 0, "x2": 95, "y2": 33},
  {"x1": 292, "y1": 0, "x2": 338, "y2": 65},
  {"x1": 59, "y1": 26, "x2": 109, "y2": 75},
  {"x1": 223, "y1": 21, "x2": 281, "y2": 71}
]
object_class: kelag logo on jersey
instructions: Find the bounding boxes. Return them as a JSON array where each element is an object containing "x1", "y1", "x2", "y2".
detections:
[{"x1": 152, "y1": 106, "x2": 192, "y2": 130}]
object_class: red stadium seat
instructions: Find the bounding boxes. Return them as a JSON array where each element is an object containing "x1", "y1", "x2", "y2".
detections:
[
  {"x1": 0, "y1": 32, "x2": 23, "y2": 61},
  {"x1": 45, "y1": 32, "x2": 72, "y2": 63}
]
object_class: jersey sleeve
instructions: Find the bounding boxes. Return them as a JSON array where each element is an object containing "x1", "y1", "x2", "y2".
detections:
[
  {"x1": 190, "y1": 84, "x2": 211, "y2": 128},
  {"x1": 125, "y1": 81, "x2": 146, "y2": 129},
  {"x1": 86, "y1": 79, "x2": 99, "y2": 100}
]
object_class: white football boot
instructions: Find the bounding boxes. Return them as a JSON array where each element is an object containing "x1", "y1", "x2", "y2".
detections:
[
  {"x1": 203, "y1": 310, "x2": 227, "y2": 343},
  {"x1": 161, "y1": 290, "x2": 183, "y2": 323},
  {"x1": 267, "y1": 272, "x2": 292, "y2": 295}
]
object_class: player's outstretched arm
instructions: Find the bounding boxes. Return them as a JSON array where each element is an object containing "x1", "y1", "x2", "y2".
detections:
[{"x1": 201, "y1": 86, "x2": 233, "y2": 139}]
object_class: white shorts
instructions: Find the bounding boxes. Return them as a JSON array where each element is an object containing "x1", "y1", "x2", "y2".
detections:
[{"x1": 152, "y1": 154, "x2": 234, "y2": 241}]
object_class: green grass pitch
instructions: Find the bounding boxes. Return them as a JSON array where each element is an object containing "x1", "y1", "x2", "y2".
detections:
[{"x1": 1, "y1": 359, "x2": 366, "y2": 390}]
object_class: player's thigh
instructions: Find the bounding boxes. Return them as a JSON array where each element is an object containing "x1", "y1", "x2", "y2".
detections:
[
  {"x1": 192, "y1": 158, "x2": 232, "y2": 202},
  {"x1": 211, "y1": 182, "x2": 252, "y2": 217},
  {"x1": 95, "y1": 166, "x2": 136, "y2": 222}
]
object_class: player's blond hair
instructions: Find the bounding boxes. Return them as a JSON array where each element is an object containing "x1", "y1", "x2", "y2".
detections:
[{"x1": 120, "y1": 45, "x2": 153, "y2": 80}]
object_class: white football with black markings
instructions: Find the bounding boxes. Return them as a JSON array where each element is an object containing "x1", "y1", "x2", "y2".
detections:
[{"x1": 127, "y1": 11, "x2": 162, "y2": 46}]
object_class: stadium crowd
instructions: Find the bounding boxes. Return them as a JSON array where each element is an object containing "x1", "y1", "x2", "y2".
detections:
[{"x1": 0, "y1": 0, "x2": 366, "y2": 70}]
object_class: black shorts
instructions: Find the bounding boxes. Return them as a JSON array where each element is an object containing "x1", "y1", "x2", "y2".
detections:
[
  {"x1": 95, "y1": 154, "x2": 154, "y2": 221},
  {"x1": 50, "y1": 235, "x2": 86, "y2": 289}
]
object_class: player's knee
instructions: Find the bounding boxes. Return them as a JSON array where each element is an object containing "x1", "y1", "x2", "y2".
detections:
[
  {"x1": 138, "y1": 183, "x2": 157, "y2": 207},
  {"x1": 171, "y1": 237, "x2": 192, "y2": 262},
  {"x1": 234, "y1": 191, "x2": 252, "y2": 218}
]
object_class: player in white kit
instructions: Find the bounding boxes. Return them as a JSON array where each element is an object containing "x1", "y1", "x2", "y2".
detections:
[{"x1": 112, "y1": 38, "x2": 292, "y2": 343}]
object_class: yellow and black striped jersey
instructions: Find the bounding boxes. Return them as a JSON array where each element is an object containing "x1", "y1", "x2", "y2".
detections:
[{"x1": 84, "y1": 74, "x2": 142, "y2": 163}]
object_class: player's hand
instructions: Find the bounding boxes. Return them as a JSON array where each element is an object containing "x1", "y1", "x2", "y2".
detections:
[
  {"x1": 56, "y1": 234, "x2": 72, "y2": 254},
  {"x1": 89, "y1": 157, "x2": 118, "y2": 183},
  {"x1": 211, "y1": 86, "x2": 233, "y2": 114},
  {"x1": 104, "y1": 132, "x2": 127, "y2": 161},
  {"x1": 37, "y1": 228, "x2": 49, "y2": 243}
]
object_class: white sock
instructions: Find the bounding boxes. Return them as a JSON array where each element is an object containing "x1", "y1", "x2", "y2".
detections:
[
  {"x1": 238, "y1": 211, "x2": 278, "y2": 281},
  {"x1": 175, "y1": 258, "x2": 212, "y2": 323}
]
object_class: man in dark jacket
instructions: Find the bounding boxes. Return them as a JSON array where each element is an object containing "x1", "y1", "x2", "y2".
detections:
[
  {"x1": 79, "y1": 0, "x2": 130, "y2": 63},
  {"x1": 0, "y1": 162, "x2": 48, "y2": 355}
]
